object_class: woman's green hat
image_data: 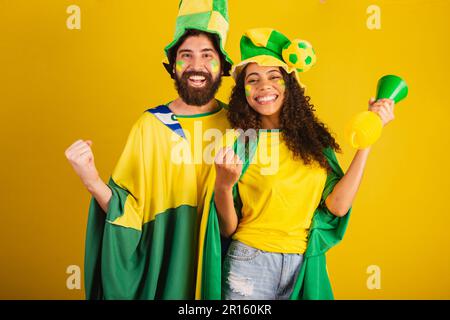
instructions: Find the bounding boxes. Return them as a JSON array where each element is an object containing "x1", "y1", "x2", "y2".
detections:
[
  {"x1": 163, "y1": 0, "x2": 233, "y2": 76},
  {"x1": 232, "y1": 28, "x2": 317, "y2": 86}
]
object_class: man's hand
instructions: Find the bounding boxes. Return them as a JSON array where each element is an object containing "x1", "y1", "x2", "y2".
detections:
[{"x1": 65, "y1": 139, "x2": 100, "y2": 190}]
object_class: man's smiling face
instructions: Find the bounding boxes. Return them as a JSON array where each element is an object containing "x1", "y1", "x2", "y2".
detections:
[{"x1": 174, "y1": 34, "x2": 223, "y2": 106}]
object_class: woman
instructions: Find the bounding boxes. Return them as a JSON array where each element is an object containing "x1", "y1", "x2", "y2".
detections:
[{"x1": 212, "y1": 28, "x2": 394, "y2": 300}]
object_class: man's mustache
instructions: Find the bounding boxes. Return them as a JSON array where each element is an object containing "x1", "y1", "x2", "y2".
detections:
[{"x1": 180, "y1": 70, "x2": 213, "y2": 82}]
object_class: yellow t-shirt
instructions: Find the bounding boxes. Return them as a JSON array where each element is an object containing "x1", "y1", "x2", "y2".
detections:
[
  {"x1": 233, "y1": 130, "x2": 328, "y2": 254},
  {"x1": 176, "y1": 104, "x2": 230, "y2": 214}
]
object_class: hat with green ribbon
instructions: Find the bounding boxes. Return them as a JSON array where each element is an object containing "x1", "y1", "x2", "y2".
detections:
[
  {"x1": 232, "y1": 28, "x2": 317, "y2": 86},
  {"x1": 163, "y1": 0, "x2": 233, "y2": 76}
]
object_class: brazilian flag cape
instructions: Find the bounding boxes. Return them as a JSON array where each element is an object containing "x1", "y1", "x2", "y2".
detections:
[
  {"x1": 196, "y1": 130, "x2": 352, "y2": 300},
  {"x1": 85, "y1": 104, "x2": 228, "y2": 300}
]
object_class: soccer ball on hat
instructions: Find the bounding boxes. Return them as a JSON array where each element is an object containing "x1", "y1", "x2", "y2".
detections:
[{"x1": 282, "y1": 39, "x2": 317, "y2": 73}]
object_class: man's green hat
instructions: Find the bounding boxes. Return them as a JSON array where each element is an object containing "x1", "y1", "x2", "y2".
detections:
[
  {"x1": 163, "y1": 0, "x2": 233, "y2": 77},
  {"x1": 232, "y1": 28, "x2": 317, "y2": 87}
]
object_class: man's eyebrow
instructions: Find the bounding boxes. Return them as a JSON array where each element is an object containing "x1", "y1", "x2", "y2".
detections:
[
  {"x1": 178, "y1": 48, "x2": 216, "y2": 55},
  {"x1": 178, "y1": 49, "x2": 193, "y2": 54}
]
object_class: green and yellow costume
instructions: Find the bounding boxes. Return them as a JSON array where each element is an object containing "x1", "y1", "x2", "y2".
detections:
[
  {"x1": 197, "y1": 28, "x2": 351, "y2": 300},
  {"x1": 84, "y1": 0, "x2": 233, "y2": 300},
  {"x1": 85, "y1": 103, "x2": 230, "y2": 299}
]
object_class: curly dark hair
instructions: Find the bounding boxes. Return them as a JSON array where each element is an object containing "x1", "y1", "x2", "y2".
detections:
[{"x1": 228, "y1": 66, "x2": 341, "y2": 171}]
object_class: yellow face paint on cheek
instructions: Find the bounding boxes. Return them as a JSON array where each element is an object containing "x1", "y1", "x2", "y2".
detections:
[
  {"x1": 277, "y1": 79, "x2": 286, "y2": 90},
  {"x1": 210, "y1": 59, "x2": 219, "y2": 74},
  {"x1": 245, "y1": 85, "x2": 252, "y2": 97},
  {"x1": 176, "y1": 60, "x2": 185, "y2": 72}
]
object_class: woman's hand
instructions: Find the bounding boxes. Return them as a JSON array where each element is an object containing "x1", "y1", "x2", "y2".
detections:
[
  {"x1": 214, "y1": 147, "x2": 243, "y2": 191},
  {"x1": 214, "y1": 147, "x2": 242, "y2": 237},
  {"x1": 368, "y1": 98, "x2": 395, "y2": 127}
]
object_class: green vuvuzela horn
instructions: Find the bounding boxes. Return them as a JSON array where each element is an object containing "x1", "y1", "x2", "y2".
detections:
[{"x1": 346, "y1": 75, "x2": 408, "y2": 149}]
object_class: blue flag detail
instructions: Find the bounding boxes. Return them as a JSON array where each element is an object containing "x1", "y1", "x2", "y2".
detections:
[{"x1": 147, "y1": 105, "x2": 186, "y2": 139}]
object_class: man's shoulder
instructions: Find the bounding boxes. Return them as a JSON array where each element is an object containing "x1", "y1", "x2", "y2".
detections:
[
  {"x1": 136, "y1": 101, "x2": 231, "y2": 128},
  {"x1": 133, "y1": 105, "x2": 170, "y2": 128}
]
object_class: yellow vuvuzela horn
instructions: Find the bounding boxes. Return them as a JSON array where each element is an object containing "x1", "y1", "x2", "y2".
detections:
[{"x1": 346, "y1": 75, "x2": 408, "y2": 149}]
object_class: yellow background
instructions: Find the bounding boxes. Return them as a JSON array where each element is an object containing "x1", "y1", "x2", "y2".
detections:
[{"x1": 0, "y1": 0, "x2": 449, "y2": 299}]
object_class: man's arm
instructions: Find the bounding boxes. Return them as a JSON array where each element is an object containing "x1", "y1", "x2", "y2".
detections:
[{"x1": 65, "y1": 139, "x2": 112, "y2": 213}]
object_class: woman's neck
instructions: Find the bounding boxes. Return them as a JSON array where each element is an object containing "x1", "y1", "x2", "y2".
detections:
[{"x1": 260, "y1": 114, "x2": 280, "y2": 129}]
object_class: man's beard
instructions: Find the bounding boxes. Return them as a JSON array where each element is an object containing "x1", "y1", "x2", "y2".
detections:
[{"x1": 175, "y1": 70, "x2": 222, "y2": 106}]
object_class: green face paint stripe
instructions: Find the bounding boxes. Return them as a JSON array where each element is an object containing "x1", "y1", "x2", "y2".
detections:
[
  {"x1": 210, "y1": 59, "x2": 219, "y2": 73},
  {"x1": 176, "y1": 60, "x2": 185, "y2": 72},
  {"x1": 245, "y1": 85, "x2": 251, "y2": 97}
]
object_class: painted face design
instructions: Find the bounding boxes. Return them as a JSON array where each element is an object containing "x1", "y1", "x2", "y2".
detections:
[
  {"x1": 210, "y1": 59, "x2": 220, "y2": 74},
  {"x1": 245, "y1": 85, "x2": 252, "y2": 97},
  {"x1": 176, "y1": 60, "x2": 185, "y2": 73}
]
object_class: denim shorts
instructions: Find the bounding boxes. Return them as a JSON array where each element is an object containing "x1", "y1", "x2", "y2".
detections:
[{"x1": 222, "y1": 240, "x2": 304, "y2": 300}]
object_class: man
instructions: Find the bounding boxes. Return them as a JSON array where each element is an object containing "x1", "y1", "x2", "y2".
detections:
[{"x1": 65, "y1": 0, "x2": 233, "y2": 299}]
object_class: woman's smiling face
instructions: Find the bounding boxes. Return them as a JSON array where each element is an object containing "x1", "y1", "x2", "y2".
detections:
[{"x1": 244, "y1": 63, "x2": 286, "y2": 117}]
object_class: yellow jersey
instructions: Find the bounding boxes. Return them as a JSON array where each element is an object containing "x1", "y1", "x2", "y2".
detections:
[
  {"x1": 233, "y1": 130, "x2": 328, "y2": 254},
  {"x1": 176, "y1": 104, "x2": 230, "y2": 215}
]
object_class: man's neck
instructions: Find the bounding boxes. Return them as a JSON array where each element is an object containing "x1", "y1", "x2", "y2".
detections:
[{"x1": 168, "y1": 98, "x2": 219, "y2": 116}]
